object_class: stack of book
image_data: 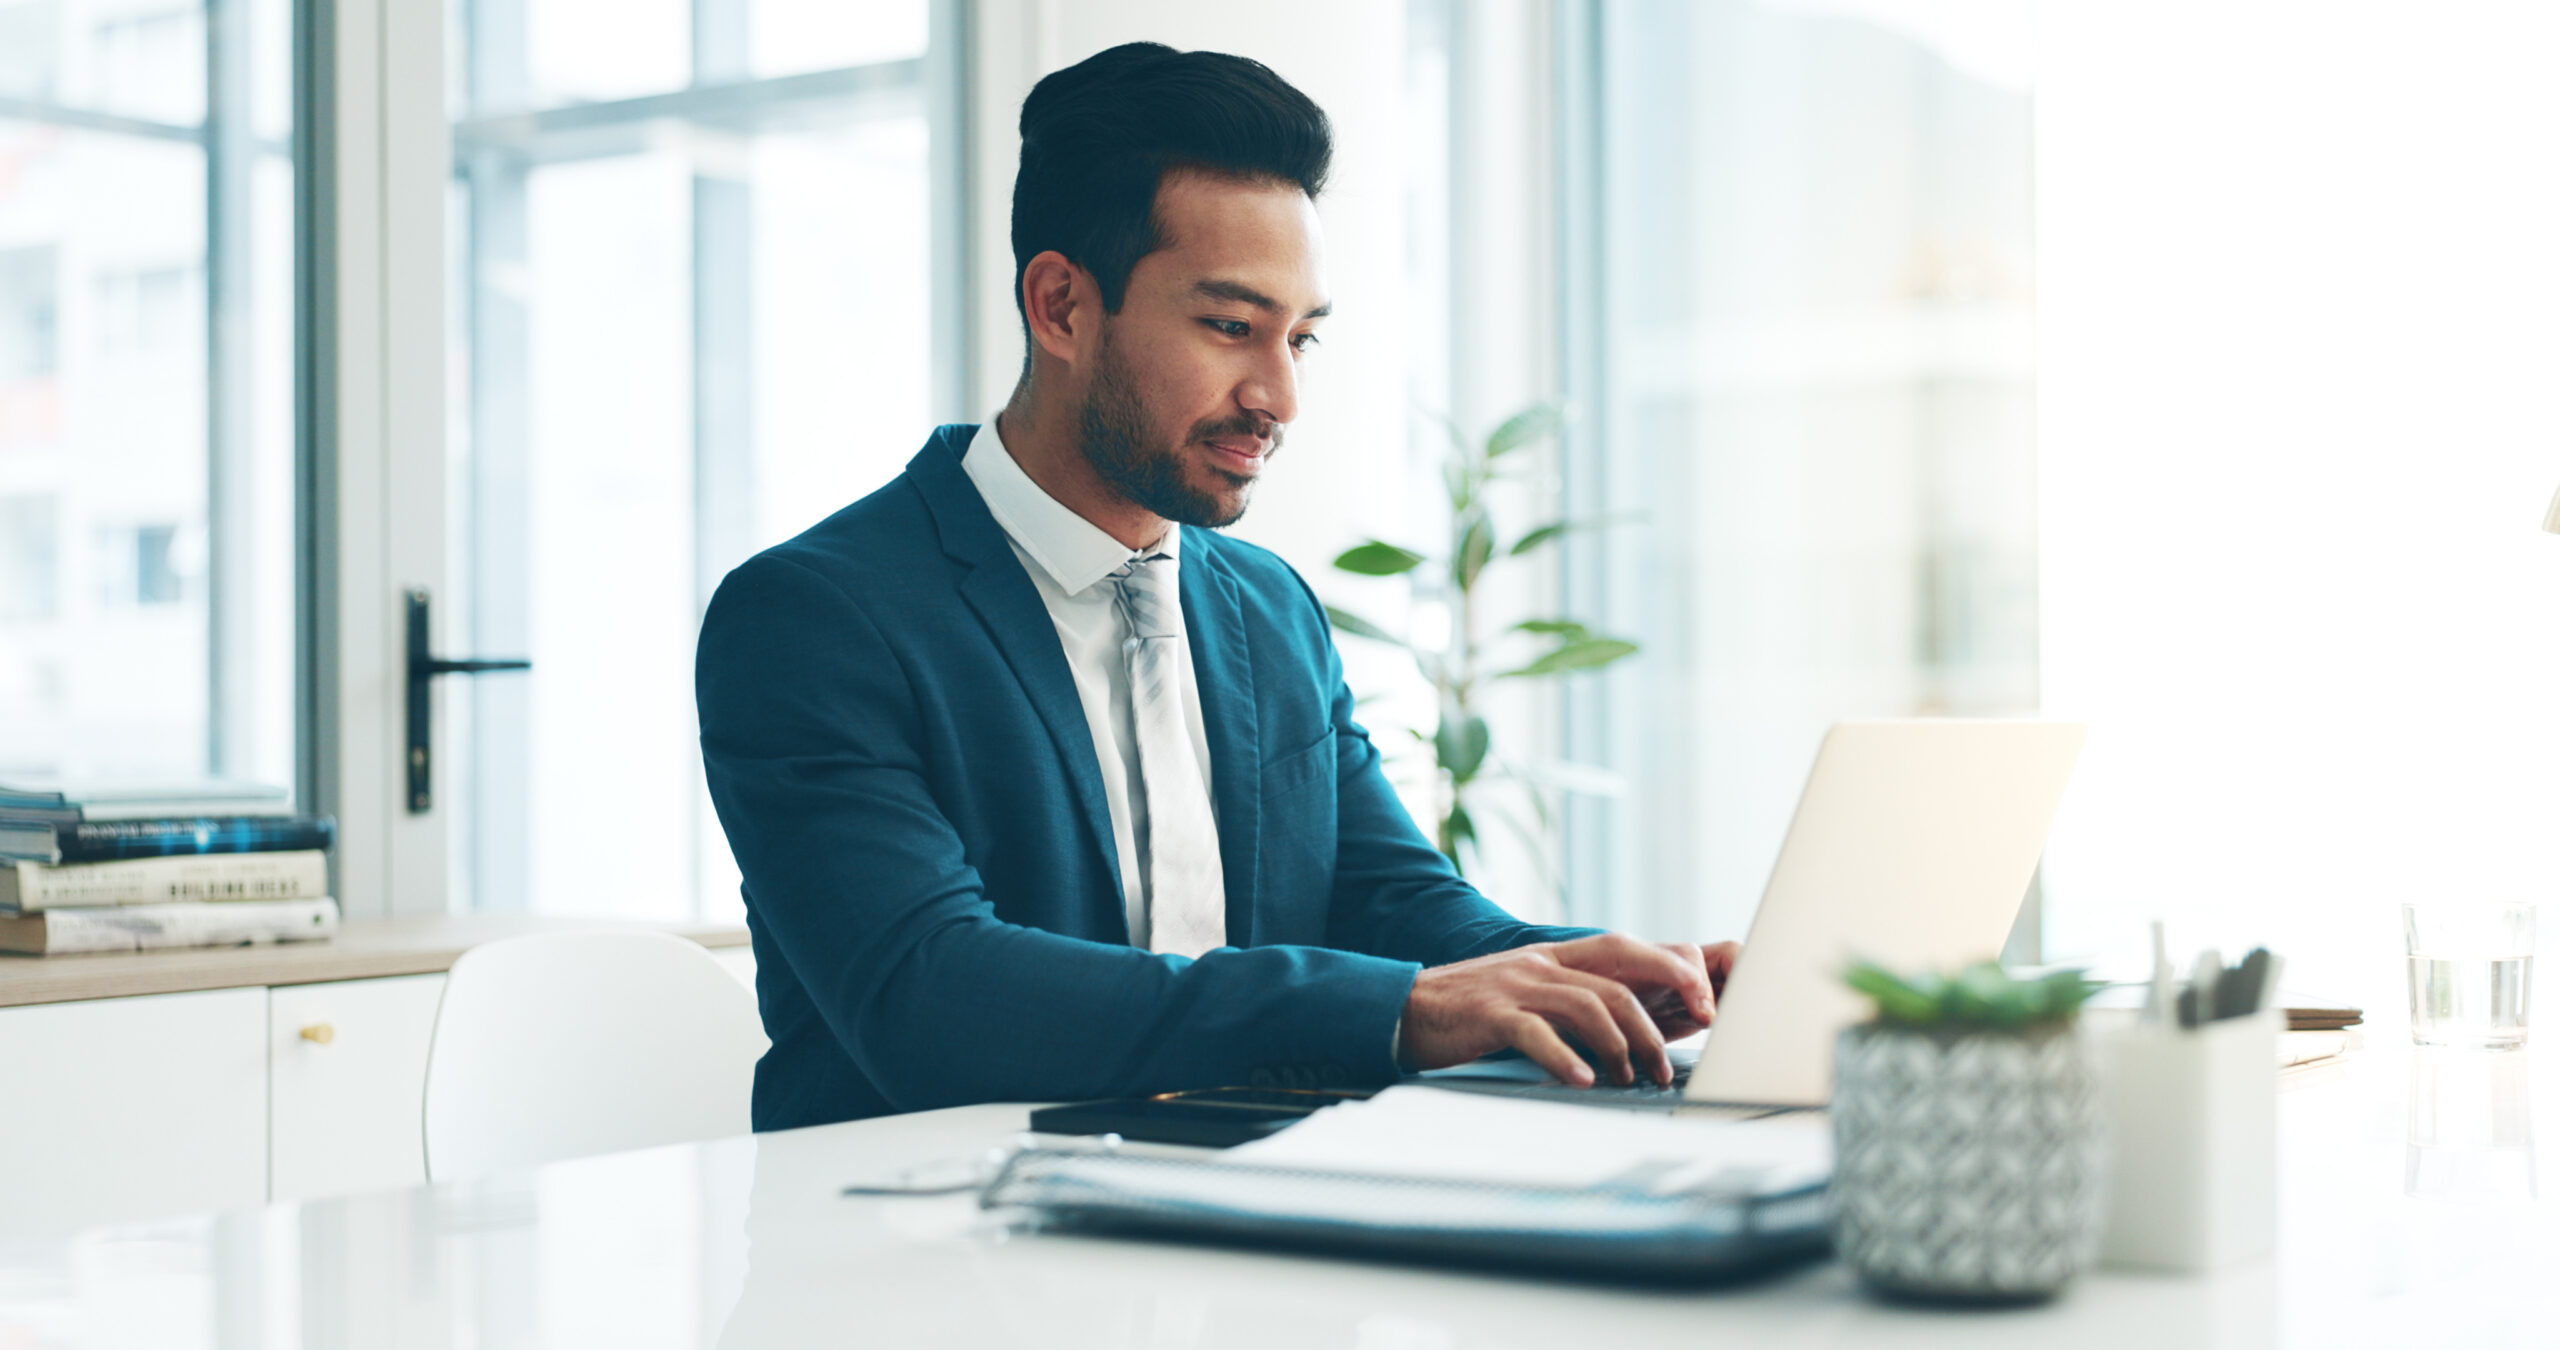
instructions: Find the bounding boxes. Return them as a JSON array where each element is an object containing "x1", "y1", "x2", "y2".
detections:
[{"x1": 0, "y1": 782, "x2": 339, "y2": 956}]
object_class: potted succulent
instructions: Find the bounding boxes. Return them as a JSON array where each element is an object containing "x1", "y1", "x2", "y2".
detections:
[{"x1": 1829, "y1": 961, "x2": 2106, "y2": 1303}]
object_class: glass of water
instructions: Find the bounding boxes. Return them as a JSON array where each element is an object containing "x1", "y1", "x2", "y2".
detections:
[{"x1": 2404, "y1": 903, "x2": 2536, "y2": 1049}]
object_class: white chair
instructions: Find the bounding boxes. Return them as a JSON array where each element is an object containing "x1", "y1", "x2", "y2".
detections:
[{"x1": 422, "y1": 929, "x2": 769, "y2": 1182}]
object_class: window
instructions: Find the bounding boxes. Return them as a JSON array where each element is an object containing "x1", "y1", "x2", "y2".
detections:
[
  {"x1": 1562, "y1": 0, "x2": 2038, "y2": 941},
  {"x1": 0, "y1": 493, "x2": 55, "y2": 621},
  {"x1": 0, "y1": 0, "x2": 299, "y2": 787},
  {"x1": 94, "y1": 521, "x2": 189, "y2": 608},
  {"x1": 444, "y1": 0, "x2": 944, "y2": 918},
  {"x1": 0, "y1": 246, "x2": 57, "y2": 383}
]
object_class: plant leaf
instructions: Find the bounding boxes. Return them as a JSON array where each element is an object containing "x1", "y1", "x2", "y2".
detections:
[
  {"x1": 1844, "y1": 961, "x2": 1938, "y2": 1025},
  {"x1": 1842, "y1": 960, "x2": 2102, "y2": 1029},
  {"x1": 1437, "y1": 452, "x2": 1468, "y2": 513},
  {"x1": 1512, "y1": 618, "x2": 1591, "y2": 641},
  {"x1": 1323, "y1": 605, "x2": 1406, "y2": 645},
  {"x1": 1332, "y1": 541, "x2": 1426, "y2": 576},
  {"x1": 1435, "y1": 713, "x2": 1491, "y2": 782},
  {"x1": 1498, "y1": 638, "x2": 1638, "y2": 680},
  {"x1": 2037, "y1": 968, "x2": 2103, "y2": 1018},
  {"x1": 1440, "y1": 798, "x2": 1477, "y2": 873},
  {"x1": 1508, "y1": 511, "x2": 1644, "y2": 557},
  {"x1": 1454, "y1": 514, "x2": 1496, "y2": 591},
  {"x1": 1510, "y1": 522, "x2": 1571, "y2": 557},
  {"x1": 1952, "y1": 962, "x2": 2013, "y2": 1026},
  {"x1": 1485, "y1": 405, "x2": 1561, "y2": 459}
]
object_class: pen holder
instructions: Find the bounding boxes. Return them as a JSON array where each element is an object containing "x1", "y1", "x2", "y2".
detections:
[{"x1": 2093, "y1": 1009, "x2": 2278, "y2": 1271}]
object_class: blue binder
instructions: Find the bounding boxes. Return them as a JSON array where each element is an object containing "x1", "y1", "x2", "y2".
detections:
[{"x1": 981, "y1": 1147, "x2": 1831, "y2": 1283}]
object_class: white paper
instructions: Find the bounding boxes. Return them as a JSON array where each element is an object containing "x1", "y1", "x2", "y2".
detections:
[{"x1": 1226, "y1": 1084, "x2": 1830, "y2": 1196}]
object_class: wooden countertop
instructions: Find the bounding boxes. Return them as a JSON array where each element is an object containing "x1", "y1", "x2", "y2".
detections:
[{"x1": 0, "y1": 915, "x2": 751, "y2": 1008}]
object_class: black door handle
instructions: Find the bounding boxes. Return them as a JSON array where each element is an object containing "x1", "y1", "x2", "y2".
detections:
[{"x1": 405, "y1": 589, "x2": 530, "y2": 814}]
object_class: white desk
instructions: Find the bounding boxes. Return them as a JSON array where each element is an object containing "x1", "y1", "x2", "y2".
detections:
[{"x1": 0, "y1": 1044, "x2": 2546, "y2": 1348}]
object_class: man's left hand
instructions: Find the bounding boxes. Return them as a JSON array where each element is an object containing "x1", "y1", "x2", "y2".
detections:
[{"x1": 1620, "y1": 940, "x2": 1740, "y2": 1042}]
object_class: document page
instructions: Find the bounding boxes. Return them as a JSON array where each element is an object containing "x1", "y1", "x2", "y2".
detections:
[{"x1": 1226, "y1": 1084, "x2": 1829, "y2": 1196}]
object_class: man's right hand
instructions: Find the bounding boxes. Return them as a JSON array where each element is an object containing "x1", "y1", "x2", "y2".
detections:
[{"x1": 1393, "y1": 934, "x2": 1724, "y2": 1088}]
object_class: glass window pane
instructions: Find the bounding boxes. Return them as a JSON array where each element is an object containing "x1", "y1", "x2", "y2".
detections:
[
  {"x1": 525, "y1": 0, "x2": 690, "y2": 106},
  {"x1": 449, "y1": 0, "x2": 935, "y2": 919},
  {"x1": 1577, "y1": 0, "x2": 2037, "y2": 940},
  {"x1": 748, "y1": 0, "x2": 925, "y2": 79},
  {"x1": 0, "y1": 0, "x2": 297, "y2": 790}
]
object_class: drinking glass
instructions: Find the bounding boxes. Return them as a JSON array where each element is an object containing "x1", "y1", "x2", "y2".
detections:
[
  {"x1": 2403, "y1": 903, "x2": 2536, "y2": 1049},
  {"x1": 2404, "y1": 1052, "x2": 2536, "y2": 1200}
]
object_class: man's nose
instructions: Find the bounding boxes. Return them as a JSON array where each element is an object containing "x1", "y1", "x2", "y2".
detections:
[{"x1": 1238, "y1": 342, "x2": 1299, "y2": 429}]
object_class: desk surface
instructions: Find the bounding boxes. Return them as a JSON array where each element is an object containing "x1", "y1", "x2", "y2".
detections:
[{"x1": 0, "y1": 1043, "x2": 2546, "y2": 1348}]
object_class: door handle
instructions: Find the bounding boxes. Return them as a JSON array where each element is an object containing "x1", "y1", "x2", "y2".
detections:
[{"x1": 405, "y1": 588, "x2": 530, "y2": 814}]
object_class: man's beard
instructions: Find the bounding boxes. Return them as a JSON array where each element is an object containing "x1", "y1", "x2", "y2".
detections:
[{"x1": 1076, "y1": 336, "x2": 1273, "y2": 529}]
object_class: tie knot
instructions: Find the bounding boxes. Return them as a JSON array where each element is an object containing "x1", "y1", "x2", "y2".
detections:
[{"x1": 1111, "y1": 552, "x2": 1179, "y2": 639}]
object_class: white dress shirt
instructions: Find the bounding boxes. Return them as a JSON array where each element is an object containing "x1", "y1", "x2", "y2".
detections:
[{"x1": 960, "y1": 418, "x2": 1220, "y2": 948}]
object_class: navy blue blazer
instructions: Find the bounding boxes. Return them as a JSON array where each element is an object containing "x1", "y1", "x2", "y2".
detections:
[{"x1": 696, "y1": 425, "x2": 1596, "y2": 1131}]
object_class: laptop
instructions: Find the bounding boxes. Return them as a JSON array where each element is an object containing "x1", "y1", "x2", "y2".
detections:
[{"x1": 1424, "y1": 718, "x2": 2087, "y2": 1116}]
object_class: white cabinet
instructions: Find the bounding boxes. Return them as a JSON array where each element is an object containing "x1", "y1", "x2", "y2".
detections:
[
  {"x1": 269, "y1": 973, "x2": 446, "y2": 1202},
  {"x1": 0, "y1": 988, "x2": 269, "y2": 1240},
  {"x1": 0, "y1": 935, "x2": 752, "y2": 1237}
]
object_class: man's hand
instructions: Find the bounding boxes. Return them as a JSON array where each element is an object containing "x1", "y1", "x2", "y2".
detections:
[
  {"x1": 1395, "y1": 935, "x2": 1743, "y2": 1088},
  {"x1": 1639, "y1": 940, "x2": 1741, "y2": 1044}
]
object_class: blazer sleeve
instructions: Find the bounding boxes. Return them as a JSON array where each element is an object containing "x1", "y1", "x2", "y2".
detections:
[
  {"x1": 697, "y1": 553, "x2": 1420, "y2": 1111},
  {"x1": 1285, "y1": 572, "x2": 1607, "y2": 964}
]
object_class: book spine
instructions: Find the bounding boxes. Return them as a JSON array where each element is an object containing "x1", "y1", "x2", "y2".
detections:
[
  {"x1": 2, "y1": 851, "x2": 332, "y2": 911},
  {"x1": 76, "y1": 800, "x2": 294, "y2": 822},
  {"x1": 54, "y1": 816, "x2": 336, "y2": 864},
  {"x1": 15, "y1": 898, "x2": 340, "y2": 955}
]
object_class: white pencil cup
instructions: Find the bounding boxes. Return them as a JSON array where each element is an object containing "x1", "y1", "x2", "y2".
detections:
[{"x1": 2092, "y1": 1009, "x2": 2279, "y2": 1271}]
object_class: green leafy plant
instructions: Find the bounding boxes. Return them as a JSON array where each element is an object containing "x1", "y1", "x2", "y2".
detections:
[
  {"x1": 1844, "y1": 960, "x2": 2103, "y2": 1032},
  {"x1": 1324, "y1": 405, "x2": 1639, "y2": 875}
]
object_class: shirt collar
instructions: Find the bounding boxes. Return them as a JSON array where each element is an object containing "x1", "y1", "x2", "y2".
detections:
[{"x1": 962, "y1": 415, "x2": 1179, "y2": 595}]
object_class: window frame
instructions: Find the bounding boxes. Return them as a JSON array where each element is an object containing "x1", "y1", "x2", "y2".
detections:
[{"x1": 298, "y1": 0, "x2": 451, "y2": 920}]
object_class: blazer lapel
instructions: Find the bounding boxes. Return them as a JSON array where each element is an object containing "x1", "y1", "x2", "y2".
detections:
[
  {"x1": 1180, "y1": 531, "x2": 1262, "y2": 948},
  {"x1": 906, "y1": 427, "x2": 1126, "y2": 929}
]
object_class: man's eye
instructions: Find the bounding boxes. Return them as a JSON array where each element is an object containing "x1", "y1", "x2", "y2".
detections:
[
  {"x1": 1291, "y1": 332, "x2": 1321, "y2": 354},
  {"x1": 1205, "y1": 319, "x2": 1250, "y2": 338}
]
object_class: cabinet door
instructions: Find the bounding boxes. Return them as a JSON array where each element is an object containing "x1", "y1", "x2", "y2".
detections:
[
  {"x1": 269, "y1": 973, "x2": 446, "y2": 1202},
  {"x1": 0, "y1": 988, "x2": 268, "y2": 1239}
]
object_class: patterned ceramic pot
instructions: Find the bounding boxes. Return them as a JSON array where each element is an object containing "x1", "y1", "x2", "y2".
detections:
[{"x1": 1829, "y1": 1021, "x2": 2104, "y2": 1302}]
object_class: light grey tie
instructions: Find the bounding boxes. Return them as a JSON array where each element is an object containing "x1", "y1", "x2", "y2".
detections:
[{"x1": 1110, "y1": 552, "x2": 1226, "y2": 957}]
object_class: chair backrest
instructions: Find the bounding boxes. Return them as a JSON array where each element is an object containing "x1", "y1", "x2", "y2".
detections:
[{"x1": 422, "y1": 929, "x2": 768, "y2": 1182}]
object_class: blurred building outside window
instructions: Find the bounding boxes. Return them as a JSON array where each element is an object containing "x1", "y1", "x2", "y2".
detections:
[{"x1": 0, "y1": 0, "x2": 299, "y2": 792}]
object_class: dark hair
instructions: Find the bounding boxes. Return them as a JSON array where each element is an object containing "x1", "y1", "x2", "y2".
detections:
[{"x1": 1011, "y1": 42, "x2": 1330, "y2": 328}]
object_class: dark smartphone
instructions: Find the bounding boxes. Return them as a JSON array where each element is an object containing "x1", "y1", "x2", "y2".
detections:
[{"x1": 1028, "y1": 1086, "x2": 1375, "y2": 1148}]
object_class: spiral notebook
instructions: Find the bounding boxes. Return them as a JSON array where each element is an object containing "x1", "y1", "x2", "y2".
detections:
[{"x1": 985, "y1": 1086, "x2": 1833, "y2": 1281}]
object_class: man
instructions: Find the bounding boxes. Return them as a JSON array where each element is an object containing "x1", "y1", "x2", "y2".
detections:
[{"x1": 697, "y1": 42, "x2": 1735, "y2": 1132}]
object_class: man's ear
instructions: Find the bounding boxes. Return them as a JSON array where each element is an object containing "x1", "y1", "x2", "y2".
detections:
[{"x1": 1020, "y1": 250, "x2": 1095, "y2": 365}]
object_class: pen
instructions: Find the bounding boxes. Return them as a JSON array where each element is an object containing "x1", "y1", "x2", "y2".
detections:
[
  {"x1": 2187, "y1": 949, "x2": 2222, "y2": 1030},
  {"x1": 2220, "y1": 947, "x2": 2270, "y2": 1020}
]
